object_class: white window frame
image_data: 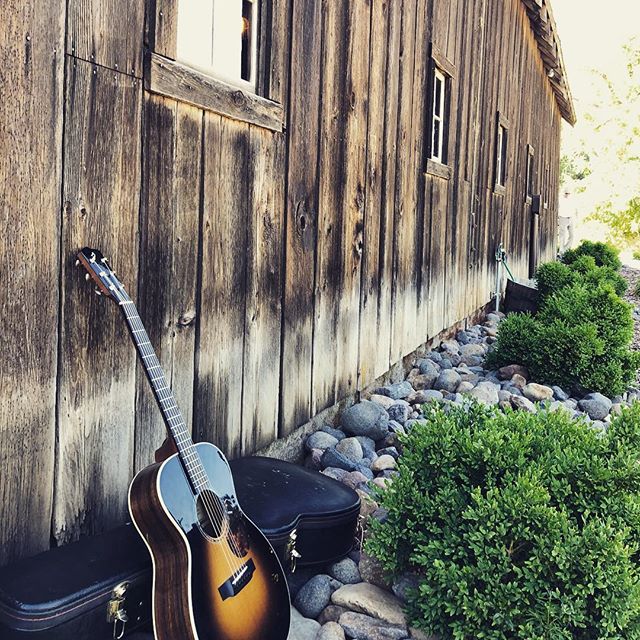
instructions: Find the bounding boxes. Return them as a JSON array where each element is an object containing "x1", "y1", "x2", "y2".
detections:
[
  {"x1": 176, "y1": 0, "x2": 259, "y2": 92},
  {"x1": 496, "y1": 124, "x2": 508, "y2": 187},
  {"x1": 526, "y1": 144, "x2": 535, "y2": 200},
  {"x1": 431, "y1": 67, "x2": 447, "y2": 164}
]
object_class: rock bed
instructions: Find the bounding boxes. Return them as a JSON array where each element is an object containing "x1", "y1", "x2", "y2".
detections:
[
  {"x1": 287, "y1": 311, "x2": 640, "y2": 640},
  {"x1": 621, "y1": 265, "x2": 640, "y2": 384}
]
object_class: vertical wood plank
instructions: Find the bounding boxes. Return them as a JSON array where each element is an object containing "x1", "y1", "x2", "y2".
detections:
[
  {"x1": 358, "y1": 0, "x2": 391, "y2": 388},
  {"x1": 242, "y1": 127, "x2": 285, "y2": 452},
  {"x1": 280, "y1": 0, "x2": 322, "y2": 436},
  {"x1": 67, "y1": 0, "x2": 145, "y2": 76},
  {"x1": 55, "y1": 59, "x2": 142, "y2": 544},
  {"x1": 152, "y1": 0, "x2": 179, "y2": 58},
  {"x1": 313, "y1": 0, "x2": 370, "y2": 412},
  {"x1": 0, "y1": 0, "x2": 65, "y2": 564},
  {"x1": 134, "y1": 95, "x2": 202, "y2": 470},
  {"x1": 195, "y1": 114, "x2": 249, "y2": 458}
]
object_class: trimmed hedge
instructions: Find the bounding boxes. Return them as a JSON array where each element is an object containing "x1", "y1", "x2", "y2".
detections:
[
  {"x1": 561, "y1": 240, "x2": 622, "y2": 271},
  {"x1": 366, "y1": 403, "x2": 640, "y2": 640}
]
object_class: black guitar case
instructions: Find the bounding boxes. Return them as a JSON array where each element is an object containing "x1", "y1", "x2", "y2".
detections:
[{"x1": 0, "y1": 456, "x2": 360, "y2": 639}]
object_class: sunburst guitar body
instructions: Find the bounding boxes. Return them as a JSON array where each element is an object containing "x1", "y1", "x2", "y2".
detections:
[
  {"x1": 76, "y1": 247, "x2": 291, "y2": 640},
  {"x1": 129, "y1": 442, "x2": 291, "y2": 640}
]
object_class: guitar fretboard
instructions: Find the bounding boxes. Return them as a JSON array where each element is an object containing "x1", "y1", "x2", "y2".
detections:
[{"x1": 119, "y1": 298, "x2": 209, "y2": 494}]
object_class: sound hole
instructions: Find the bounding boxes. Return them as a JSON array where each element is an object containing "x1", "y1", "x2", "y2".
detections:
[{"x1": 195, "y1": 490, "x2": 226, "y2": 540}]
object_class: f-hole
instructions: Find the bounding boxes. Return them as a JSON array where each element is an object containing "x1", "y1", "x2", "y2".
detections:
[{"x1": 195, "y1": 490, "x2": 226, "y2": 540}]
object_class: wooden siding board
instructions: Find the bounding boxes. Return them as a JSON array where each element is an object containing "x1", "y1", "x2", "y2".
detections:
[
  {"x1": 134, "y1": 95, "x2": 201, "y2": 471},
  {"x1": 67, "y1": 0, "x2": 145, "y2": 76},
  {"x1": 280, "y1": 0, "x2": 322, "y2": 435},
  {"x1": 358, "y1": 0, "x2": 391, "y2": 388},
  {"x1": 55, "y1": 59, "x2": 142, "y2": 544},
  {"x1": 0, "y1": 0, "x2": 65, "y2": 564},
  {"x1": 390, "y1": 0, "x2": 417, "y2": 362},
  {"x1": 313, "y1": 0, "x2": 369, "y2": 413},
  {"x1": 242, "y1": 127, "x2": 285, "y2": 452},
  {"x1": 195, "y1": 114, "x2": 249, "y2": 458}
]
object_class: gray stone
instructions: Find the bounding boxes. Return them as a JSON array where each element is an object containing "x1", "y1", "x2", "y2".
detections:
[
  {"x1": 335, "y1": 437, "x2": 364, "y2": 462},
  {"x1": 426, "y1": 351, "x2": 443, "y2": 364},
  {"x1": 387, "y1": 401, "x2": 411, "y2": 424},
  {"x1": 328, "y1": 557, "x2": 361, "y2": 585},
  {"x1": 332, "y1": 583, "x2": 407, "y2": 626},
  {"x1": 433, "y1": 370, "x2": 462, "y2": 393},
  {"x1": 510, "y1": 374, "x2": 527, "y2": 389},
  {"x1": 578, "y1": 393, "x2": 612, "y2": 420},
  {"x1": 611, "y1": 403, "x2": 624, "y2": 416},
  {"x1": 369, "y1": 393, "x2": 397, "y2": 410},
  {"x1": 317, "y1": 605, "x2": 349, "y2": 625},
  {"x1": 354, "y1": 464, "x2": 375, "y2": 480},
  {"x1": 448, "y1": 353, "x2": 462, "y2": 367},
  {"x1": 459, "y1": 343, "x2": 484, "y2": 358},
  {"x1": 376, "y1": 446, "x2": 400, "y2": 459},
  {"x1": 305, "y1": 449, "x2": 324, "y2": 470},
  {"x1": 358, "y1": 552, "x2": 390, "y2": 588},
  {"x1": 355, "y1": 436, "x2": 377, "y2": 457},
  {"x1": 294, "y1": 574, "x2": 333, "y2": 619},
  {"x1": 523, "y1": 383, "x2": 554, "y2": 402},
  {"x1": 317, "y1": 622, "x2": 345, "y2": 640},
  {"x1": 321, "y1": 448, "x2": 359, "y2": 472},
  {"x1": 496, "y1": 364, "x2": 529, "y2": 380},
  {"x1": 511, "y1": 395, "x2": 537, "y2": 413},
  {"x1": 322, "y1": 467, "x2": 348, "y2": 481},
  {"x1": 387, "y1": 421, "x2": 406, "y2": 435},
  {"x1": 341, "y1": 400, "x2": 390, "y2": 440},
  {"x1": 465, "y1": 381, "x2": 499, "y2": 405},
  {"x1": 371, "y1": 454, "x2": 397, "y2": 473},
  {"x1": 552, "y1": 385, "x2": 569, "y2": 401},
  {"x1": 439, "y1": 357, "x2": 453, "y2": 369},
  {"x1": 338, "y1": 612, "x2": 407, "y2": 640},
  {"x1": 306, "y1": 431, "x2": 339, "y2": 451},
  {"x1": 341, "y1": 471, "x2": 370, "y2": 489},
  {"x1": 456, "y1": 380, "x2": 475, "y2": 394},
  {"x1": 409, "y1": 373, "x2": 438, "y2": 390},
  {"x1": 379, "y1": 382, "x2": 414, "y2": 400},
  {"x1": 498, "y1": 389, "x2": 512, "y2": 403},
  {"x1": 440, "y1": 339, "x2": 460, "y2": 355},
  {"x1": 321, "y1": 425, "x2": 346, "y2": 441},
  {"x1": 411, "y1": 389, "x2": 444, "y2": 403},
  {"x1": 288, "y1": 607, "x2": 321, "y2": 640},
  {"x1": 418, "y1": 358, "x2": 440, "y2": 377}
]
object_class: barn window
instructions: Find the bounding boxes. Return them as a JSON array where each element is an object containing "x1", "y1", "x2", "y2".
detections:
[
  {"x1": 431, "y1": 68, "x2": 447, "y2": 164},
  {"x1": 494, "y1": 113, "x2": 509, "y2": 192},
  {"x1": 176, "y1": 0, "x2": 259, "y2": 91},
  {"x1": 526, "y1": 144, "x2": 535, "y2": 201},
  {"x1": 426, "y1": 46, "x2": 456, "y2": 179}
]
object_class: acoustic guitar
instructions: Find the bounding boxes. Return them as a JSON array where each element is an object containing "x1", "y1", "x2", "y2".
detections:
[{"x1": 77, "y1": 247, "x2": 291, "y2": 640}]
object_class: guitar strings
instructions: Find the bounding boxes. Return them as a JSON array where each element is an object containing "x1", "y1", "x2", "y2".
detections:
[{"x1": 115, "y1": 289, "x2": 246, "y2": 576}]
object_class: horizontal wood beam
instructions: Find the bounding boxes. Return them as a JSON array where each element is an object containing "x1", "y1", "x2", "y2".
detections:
[{"x1": 146, "y1": 53, "x2": 285, "y2": 133}]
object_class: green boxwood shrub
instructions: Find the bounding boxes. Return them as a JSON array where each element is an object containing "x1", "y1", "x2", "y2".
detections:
[
  {"x1": 561, "y1": 240, "x2": 622, "y2": 271},
  {"x1": 487, "y1": 283, "x2": 639, "y2": 395},
  {"x1": 366, "y1": 403, "x2": 640, "y2": 640}
]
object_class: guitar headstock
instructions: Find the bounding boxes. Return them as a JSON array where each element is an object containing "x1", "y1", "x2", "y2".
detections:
[{"x1": 76, "y1": 247, "x2": 128, "y2": 303}]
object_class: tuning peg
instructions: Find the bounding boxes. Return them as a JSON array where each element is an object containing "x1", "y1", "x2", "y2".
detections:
[
  {"x1": 75, "y1": 259, "x2": 80, "y2": 267},
  {"x1": 94, "y1": 288, "x2": 102, "y2": 296},
  {"x1": 85, "y1": 273, "x2": 91, "y2": 281}
]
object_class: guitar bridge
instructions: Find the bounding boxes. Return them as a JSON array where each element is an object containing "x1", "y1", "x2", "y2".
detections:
[{"x1": 218, "y1": 558, "x2": 256, "y2": 600}]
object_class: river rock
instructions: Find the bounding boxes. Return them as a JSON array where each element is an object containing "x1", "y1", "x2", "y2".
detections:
[
  {"x1": 496, "y1": 364, "x2": 529, "y2": 380},
  {"x1": 338, "y1": 612, "x2": 407, "y2": 640},
  {"x1": 335, "y1": 437, "x2": 364, "y2": 462},
  {"x1": 369, "y1": 394, "x2": 397, "y2": 410},
  {"x1": 341, "y1": 471, "x2": 370, "y2": 489},
  {"x1": 387, "y1": 401, "x2": 410, "y2": 424},
  {"x1": 321, "y1": 448, "x2": 359, "y2": 472},
  {"x1": 378, "y1": 382, "x2": 414, "y2": 400},
  {"x1": 523, "y1": 383, "x2": 554, "y2": 402},
  {"x1": 322, "y1": 467, "x2": 348, "y2": 481},
  {"x1": 510, "y1": 373, "x2": 527, "y2": 389},
  {"x1": 317, "y1": 622, "x2": 345, "y2": 640},
  {"x1": 317, "y1": 605, "x2": 349, "y2": 625},
  {"x1": 410, "y1": 373, "x2": 438, "y2": 390},
  {"x1": 341, "y1": 401, "x2": 390, "y2": 440},
  {"x1": 328, "y1": 557, "x2": 361, "y2": 585},
  {"x1": 433, "y1": 370, "x2": 461, "y2": 393},
  {"x1": 417, "y1": 358, "x2": 440, "y2": 377},
  {"x1": 511, "y1": 395, "x2": 537, "y2": 413},
  {"x1": 456, "y1": 380, "x2": 475, "y2": 394},
  {"x1": 371, "y1": 454, "x2": 396, "y2": 473},
  {"x1": 552, "y1": 385, "x2": 569, "y2": 401},
  {"x1": 294, "y1": 574, "x2": 333, "y2": 619},
  {"x1": 466, "y1": 381, "x2": 499, "y2": 405},
  {"x1": 578, "y1": 392, "x2": 612, "y2": 420},
  {"x1": 288, "y1": 607, "x2": 321, "y2": 640},
  {"x1": 306, "y1": 431, "x2": 339, "y2": 451},
  {"x1": 331, "y1": 583, "x2": 407, "y2": 626}
]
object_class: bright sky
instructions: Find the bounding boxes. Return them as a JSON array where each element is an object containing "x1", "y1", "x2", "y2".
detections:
[{"x1": 551, "y1": 1, "x2": 640, "y2": 255}]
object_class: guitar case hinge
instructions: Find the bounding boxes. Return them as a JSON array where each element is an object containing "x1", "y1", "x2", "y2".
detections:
[
  {"x1": 106, "y1": 581, "x2": 129, "y2": 639},
  {"x1": 286, "y1": 529, "x2": 302, "y2": 573}
]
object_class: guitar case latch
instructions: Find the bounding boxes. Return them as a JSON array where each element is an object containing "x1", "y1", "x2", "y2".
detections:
[
  {"x1": 106, "y1": 581, "x2": 129, "y2": 639},
  {"x1": 286, "y1": 529, "x2": 302, "y2": 573}
]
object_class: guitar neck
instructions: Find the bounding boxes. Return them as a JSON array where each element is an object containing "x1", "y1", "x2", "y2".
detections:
[{"x1": 119, "y1": 297, "x2": 208, "y2": 493}]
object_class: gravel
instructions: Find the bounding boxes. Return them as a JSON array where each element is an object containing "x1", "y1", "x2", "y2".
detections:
[{"x1": 622, "y1": 265, "x2": 640, "y2": 384}]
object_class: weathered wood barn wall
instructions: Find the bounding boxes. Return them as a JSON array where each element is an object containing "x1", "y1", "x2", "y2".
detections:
[{"x1": 0, "y1": 0, "x2": 574, "y2": 563}]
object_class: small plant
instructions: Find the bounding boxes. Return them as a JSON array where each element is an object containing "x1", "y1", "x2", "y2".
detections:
[
  {"x1": 488, "y1": 283, "x2": 639, "y2": 395},
  {"x1": 366, "y1": 403, "x2": 640, "y2": 640},
  {"x1": 561, "y1": 240, "x2": 622, "y2": 271}
]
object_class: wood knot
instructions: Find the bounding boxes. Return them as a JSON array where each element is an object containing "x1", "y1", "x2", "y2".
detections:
[
  {"x1": 178, "y1": 313, "x2": 196, "y2": 327},
  {"x1": 232, "y1": 90, "x2": 246, "y2": 107}
]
